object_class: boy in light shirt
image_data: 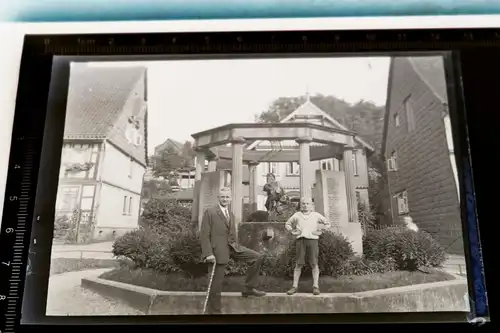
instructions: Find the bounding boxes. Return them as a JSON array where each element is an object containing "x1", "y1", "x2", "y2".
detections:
[{"x1": 285, "y1": 197, "x2": 331, "y2": 295}]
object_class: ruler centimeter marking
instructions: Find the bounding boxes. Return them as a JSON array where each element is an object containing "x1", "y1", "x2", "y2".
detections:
[
  {"x1": 1, "y1": 136, "x2": 36, "y2": 333},
  {"x1": 26, "y1": 28, "x2": 500, "y2": 56}
]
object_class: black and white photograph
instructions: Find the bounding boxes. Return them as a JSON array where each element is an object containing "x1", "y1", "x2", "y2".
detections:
[{"x1": 45, "y1": 55, "x2": 470, "y2": 316}]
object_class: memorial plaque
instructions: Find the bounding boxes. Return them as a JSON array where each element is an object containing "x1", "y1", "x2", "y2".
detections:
[
  {"x1": 314, "y1": 170, "x2": 348, "y2": 229},
  {"x1": 198, "y1": 171, "x2": 224, "y2": 223}
]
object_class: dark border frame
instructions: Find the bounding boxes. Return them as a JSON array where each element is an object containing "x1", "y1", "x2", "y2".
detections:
[{"x1": 0, "y1": 30, "x2": 493, "y2": 329}]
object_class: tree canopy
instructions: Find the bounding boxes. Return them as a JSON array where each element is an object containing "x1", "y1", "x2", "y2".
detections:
[{"x1": 151, "y1": 141, "x2": 195, "y2": 180}]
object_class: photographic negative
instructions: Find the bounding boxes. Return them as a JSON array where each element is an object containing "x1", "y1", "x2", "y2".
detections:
[{"x1": 39, "y1": 55, "x2": 470, "y2": 316}]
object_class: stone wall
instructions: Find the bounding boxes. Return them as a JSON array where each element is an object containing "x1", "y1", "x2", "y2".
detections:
[{"x1": 238, "y1": 222, "x2": 293, "y2": 255}]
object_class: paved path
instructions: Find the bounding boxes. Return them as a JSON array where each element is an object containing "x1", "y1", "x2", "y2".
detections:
[{"x1": 46, "y1": 268, "x2": 144, "y2": 316}]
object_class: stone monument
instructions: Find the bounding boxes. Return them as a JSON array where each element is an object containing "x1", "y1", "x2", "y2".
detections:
[{"x1": 313, "y1": 170, "x2": 363, "y2": 255}]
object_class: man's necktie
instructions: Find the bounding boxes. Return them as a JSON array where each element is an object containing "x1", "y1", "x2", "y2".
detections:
[{"x1": 224, "y1": 209, "x2": 229, "y2": 221}]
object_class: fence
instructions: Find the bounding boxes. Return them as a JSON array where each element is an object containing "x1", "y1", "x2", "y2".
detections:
[{"x1": 51, "y1": 249, "x2": 115, "y2": 260}]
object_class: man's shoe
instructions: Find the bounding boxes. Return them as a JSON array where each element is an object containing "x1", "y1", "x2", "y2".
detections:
[
  {"x1": 312, "y1": 287, "x2": 320, "y2": 295},
  {"x1": 286, "y1": 287, "x2": 297, "y2": 295},
  {"x1": 242, "y1": 288, "x2": 266, "y2": 297}
]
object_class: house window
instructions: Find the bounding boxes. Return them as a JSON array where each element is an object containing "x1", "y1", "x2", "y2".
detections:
[
  {"x1": 134, "y1": 133, "x2": 143, "y2": 146},
  {"x1": 394, "y1": 114, "x2": 400, "y2": 127},
  {"x1": 123, "y1": 196, "x2": 128, "y2": 215},
  {"x1": 80, "y1": 185, "x2": 95, "y2": 211},
  {"x1": 264, "y1": 162, "x2": 278, "y2": 175},
  {"x1": 404, "y1": 96, "x2": 416, "y2": 132},
  {"x1": 287, "y1": 162, "x2": 300, "y2": 175},
  {"x1": 125, "y1": 123, "x2": 135, "y2": 143},
  {"x1": 57, "y1": 186, "x2": 80, "y2": 212},
  {"x1": 128, "y1": 197, "x2": 133, "y2": 215},
  {"x1": 387, "y1": 150, "x2": 398, "y2": 171},
  {"x1": 61, "y1": 143, "x2": 98, "y2": 179},
  {"x1": 395, "y1": 190, "x2": 409, "y2": 215},
  {"x1": 321, "y1": 159, "x2": 333, "y2": 171},
  {"x1": 352, "y1": 150, "x2": 359, "y2": 176},
  {"x1": 128, "y1": 157, "x2": 134, "y2": 178}
]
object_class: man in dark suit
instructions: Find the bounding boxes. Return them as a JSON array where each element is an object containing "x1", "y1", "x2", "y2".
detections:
[{"x1": 200, "y1": 187, "x2": 266, "y2": 314}]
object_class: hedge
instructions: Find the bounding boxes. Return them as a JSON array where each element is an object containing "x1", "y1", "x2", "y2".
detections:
[{"x1": 113, "y1": 199, "x2": 447, "y2": 278}]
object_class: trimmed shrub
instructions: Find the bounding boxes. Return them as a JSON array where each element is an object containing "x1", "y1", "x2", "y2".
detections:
[
  {"x1": 281, "y1": 231, "x2": 354, "y2": 277},
  {"x1": 113, "y1": 198, "x2": 194, "y2": 274},
  {"x1": 341, "y1": 257, "x2": 397, "y2": 276},
  {"x1": 363, "y1": 228, "x2": 448, "y2": 271},
  {"x1": 168, "y1": 227, "x2": 205, "y2": 277}
]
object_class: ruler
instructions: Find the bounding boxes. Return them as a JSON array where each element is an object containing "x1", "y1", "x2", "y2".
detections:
[
  {"x1": 0, "y1": 136, "x2": 38, "y2": 333},
  {"x1": 26, "y1": 28, "x2": 500, "y2": 55}
]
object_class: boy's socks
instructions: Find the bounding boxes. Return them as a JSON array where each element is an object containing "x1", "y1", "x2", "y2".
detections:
[
  {"x1": 293, "y1": 267, "x2": 302, "y2": 288},
  {"x1": 312, "y1": 266, "x2": 320, "y2": 288}
]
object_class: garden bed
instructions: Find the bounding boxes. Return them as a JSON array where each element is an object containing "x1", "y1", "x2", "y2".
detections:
[{"x1": 99, "y1": 267, "x2": 456, "y2": 294}]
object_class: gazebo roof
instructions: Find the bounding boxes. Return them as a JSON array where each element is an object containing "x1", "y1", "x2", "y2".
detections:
[{"x1": 191, "y1": 122, "x2": 357, "y2": 163}]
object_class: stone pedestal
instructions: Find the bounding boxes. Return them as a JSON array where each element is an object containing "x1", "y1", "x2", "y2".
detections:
[
  {"x1": 296, "y1": 136, "x2": 313, "y2": 199},
  {"x1": 191, "y1": 150, "x2": 206, "y2": 223},
  {"x1": 231, "y1": 137, "x2": 246, "y2": 232},
  {"x1": 198, "y1": 171, "x2": 226, "y2": 230},
  {"x1": 313, "y1": 170, "x2": 363, "y2": 255}
]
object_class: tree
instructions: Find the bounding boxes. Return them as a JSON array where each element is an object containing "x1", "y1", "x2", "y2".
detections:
[
  {"x1": 142, "y1": 179, "x2": 172, "y2": 198},
  {"x1": 152, "y1": 146, "x2": 186, "y2": 179},
  {"x1": 151, "y1": 141, "x2": 196, "y2": 181},
  {"x1": 180, "y1": 141, "x2": 196, "y2": 168}
]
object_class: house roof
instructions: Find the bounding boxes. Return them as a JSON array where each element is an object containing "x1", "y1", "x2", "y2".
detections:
[
  {"x1": 154, "y1": 138, "x2": 184, "y2": 154},
  {"x1": 247, "y1": 97, "x2": 374, "y2": 152},
  {"x1": 64, "y1": 65, "x2": 147, "y2": 140},
  {"x1": 381, "y1": 56, "x2": 448, "y2": 156},
  {"x1": 408, "y1": 57, "x2": 447, "y2": 103}
]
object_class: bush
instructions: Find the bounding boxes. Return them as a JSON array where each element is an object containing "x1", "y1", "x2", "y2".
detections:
[
  {"x1": 168, "y1": 227, "x2": 205, "y2": 277},
  {"x1": 341, "y1": 257, "x2": 397, "y2": 276},
  {"x1": 363, "y1": 228, "x2": 448, "y2": 271},
  {"x1": 280, "y1": 231, "x2": 354, "y2": 277},
  {"x1": 113, "y1": 198, "x2": 195, "y2": 274},
  {"x1": 140, "y1": 198, "x2": 193, "y2": 232}
]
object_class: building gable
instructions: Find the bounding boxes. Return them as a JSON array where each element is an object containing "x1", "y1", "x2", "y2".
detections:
[{"x1": 381, "y1": 56, "x2": 448, "y2": 157}]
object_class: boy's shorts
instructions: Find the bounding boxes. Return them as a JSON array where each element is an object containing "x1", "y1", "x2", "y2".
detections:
[{"x1": 295, "y1": 238, "x2": 319, "y2": 266}]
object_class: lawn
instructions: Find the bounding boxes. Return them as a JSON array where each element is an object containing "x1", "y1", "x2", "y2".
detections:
[{"x1": 99, "y1": 267, "x2": 456, "y2": 294}]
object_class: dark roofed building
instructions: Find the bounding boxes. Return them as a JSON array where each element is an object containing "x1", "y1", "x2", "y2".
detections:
[{"x1": 381, "y1": 56, "x2": 463, "y2": 255}]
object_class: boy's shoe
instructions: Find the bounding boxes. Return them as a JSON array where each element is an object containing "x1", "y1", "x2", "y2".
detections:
[
  {"x1": 286, "y1": 287, "x2": 297, "y2": 295},
  {"x1": 312, "y1": 287, "x2": 320, "y2": 295}
]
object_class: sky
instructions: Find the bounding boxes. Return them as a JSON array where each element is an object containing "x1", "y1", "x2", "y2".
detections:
[{"x1": 87, "y1": 57, "x2": 390, "y2": 155}]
